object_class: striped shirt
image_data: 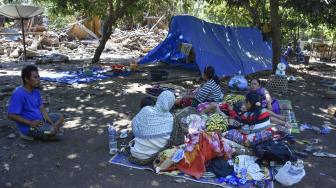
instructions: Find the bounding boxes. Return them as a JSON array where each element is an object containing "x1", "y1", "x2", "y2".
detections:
[
  {"x1": 195, "y1": 79, "x2": 223, "y2": 103},
  {"x1": 241, "y1": 108, "x2": 270, "y2": 133}
]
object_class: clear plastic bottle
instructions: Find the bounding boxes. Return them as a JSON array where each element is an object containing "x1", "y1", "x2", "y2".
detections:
[
  {"x1": 107, "y1": 123, "x2": 118, "y2": 155},
  {"x1": 45, "y1": 94, "x2": 51, "y2": 113},
  {"x1": 241, "y1": 168, "x2": 247, "y2": 181}
]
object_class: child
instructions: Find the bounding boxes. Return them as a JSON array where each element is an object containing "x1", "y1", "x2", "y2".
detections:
[
  {"x1": 224, "y1": 93, "x2": 273, "y2": 146},
  {"x1": 140, "y1": 96, "x2": 155, "y2": 109}
]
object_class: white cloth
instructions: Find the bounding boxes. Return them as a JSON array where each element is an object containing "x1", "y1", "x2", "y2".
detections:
[
  {"x1": 185, "y1": 114, "x2": 206, "y2": 134},
  {"x1": 130, "y1": 136, "x2": 170, "y2": 160},
  {"x1": 234, "y1": 155, "x2": 265, "y2": 181},
  {"x1": 132, "y1": 91, "x2": 175, "y2": 139}
]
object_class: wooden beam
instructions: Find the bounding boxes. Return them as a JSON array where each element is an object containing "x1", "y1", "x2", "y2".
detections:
[
  {"x1": 150, "y1": 15, "x2": 165, "y2": 31},
  {"x1": 0, "y1": 32, "x2": 44, "y2": 35}
]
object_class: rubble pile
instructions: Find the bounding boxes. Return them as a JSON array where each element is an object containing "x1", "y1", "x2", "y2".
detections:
[
  {"x1": 106, "y1": 27, "x2": 167, "y2": 55},
  {"x1": 0, "y1": 25, "x2": 167, "y2": 63}
]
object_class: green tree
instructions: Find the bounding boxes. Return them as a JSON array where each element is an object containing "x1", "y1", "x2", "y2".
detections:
[
  {"x1": 206, "y1": 0, "x2": 281, "y2": 72},
  {"x1": 206, "y1": 0, "x2": 336, "y2": 71},
  {"x1": 203, "y1": 1, "x2": 251, "y2": 26},
  {"x1": 283, "y1": 0, "x2": 336, "y2": 28},
  {"x1": 91, "y1": 0, "x2": 139, "y2": 63},
  {"x1": 283, "y1": 0, "x2": 336, "y2": 43}
]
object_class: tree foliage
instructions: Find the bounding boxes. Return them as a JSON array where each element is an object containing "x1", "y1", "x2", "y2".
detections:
[
  {"x1": 3, "y1": 0, "x2": 334, "y2": 63},
  {"x1": 203, "y1": 1, "x2": 251, "y2": 26},
  {"x1": 283, "y1": 0, "x2": 336, "y2": 27}
]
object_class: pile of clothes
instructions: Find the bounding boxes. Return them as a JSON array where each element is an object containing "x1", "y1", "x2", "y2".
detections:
[{"x1": 150, "y1": 94, "x2": 305, "y2": 187}]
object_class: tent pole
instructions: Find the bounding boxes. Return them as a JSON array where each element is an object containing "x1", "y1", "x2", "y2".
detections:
[{"x1": 21, "y1": 18, "x2": 27, "y2": 61}]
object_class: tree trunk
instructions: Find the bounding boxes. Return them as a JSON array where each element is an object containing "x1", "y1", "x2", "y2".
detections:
[
  {"x1": 270, "y1": 0, "x2": 281, "y2": 73},
  {"x1": 91, "y1": 15, "x2": 114, "y2": 64},
  {"x1": 91, "y1": 0, "x2": 139, "y2": 64}
]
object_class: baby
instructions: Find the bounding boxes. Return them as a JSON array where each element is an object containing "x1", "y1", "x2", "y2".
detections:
[{"x1": 140, "y1": 96, "x2": 155, "y2": 109}]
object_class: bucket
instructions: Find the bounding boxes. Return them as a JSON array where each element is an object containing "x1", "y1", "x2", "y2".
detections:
[{"x1": 150, "y1": 70, "x2": 168, "y2": 81}]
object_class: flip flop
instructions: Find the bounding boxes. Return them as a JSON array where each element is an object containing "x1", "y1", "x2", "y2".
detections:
[
  {"x1": 293, "y1": 149, "x2": 309, "y2": 158},
  {"x1": 311, "y1": 126, "x2": 321, "y2": 133},
  {"x1": 302, "y1": 139, "x2": 320, "y2": 145},
  {"x1": 283, "y1": 134, "x2": 296, "y2": 144},
  {"x1": 313, "y1": 152, "x2": 336, "y2": 158},
  {"x1": 295, "y1": 140, "x2": 304, "y2": 145},
  {"x1": 309, "y1": 139, "x2": 321, "y2": 144},
  {"x1": 300, "y1": 124, "x2": 312, "y2": 131},
  {"x1": 304, "y1": 145, "x2": 321, "y2": 153}
]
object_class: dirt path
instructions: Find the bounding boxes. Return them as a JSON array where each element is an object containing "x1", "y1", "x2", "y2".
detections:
[{"x1": 0, "y1": 61, "x2": 335, "y2": 188}]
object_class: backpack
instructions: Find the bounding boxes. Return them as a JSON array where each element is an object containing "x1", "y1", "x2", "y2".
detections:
[{"x1": 254, "y1": 140, "x2": 297, "y2": 164}]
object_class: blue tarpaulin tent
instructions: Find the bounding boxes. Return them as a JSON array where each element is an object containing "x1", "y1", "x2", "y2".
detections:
[{"x1": 139, "y1": 15, "x2": 281, "y2": 77}]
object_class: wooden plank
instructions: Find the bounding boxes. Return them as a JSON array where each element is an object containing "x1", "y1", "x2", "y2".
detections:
[
  {"x1": 144, "y1": 16, "x2": 161, "y2": 20},
  {"x1": 150, "y1": 15, "x2": 165, "y2": 31},
  {"x1": 0, "y1": 32, "x2": 44, "y2": 35}
]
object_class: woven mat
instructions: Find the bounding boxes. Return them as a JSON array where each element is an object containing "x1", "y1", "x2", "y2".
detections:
[
  {"x1": 280, "y1": 100, "x2": 299, "y2": 134},
  {"x1": 110, "y1": 153, "x2": 274, "y2": 188}
]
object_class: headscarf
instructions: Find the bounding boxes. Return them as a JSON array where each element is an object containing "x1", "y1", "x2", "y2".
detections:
[{"x1": 132, "y1": 91, "x2": 176, "y2": 139}]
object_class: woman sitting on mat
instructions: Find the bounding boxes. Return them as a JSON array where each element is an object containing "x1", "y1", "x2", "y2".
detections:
[
  {"x1": 176, "y1": 66, "x2": 224, "y2": 107},
  {"x1": 248, "y1": 79, "x2": 289, "y2": 127},
  {"x1": 130, "y1": 90, "x2": 176, "y2": 162},
  {"x1": 224, "y1": 92, "x2": 274, "y2": 146}
]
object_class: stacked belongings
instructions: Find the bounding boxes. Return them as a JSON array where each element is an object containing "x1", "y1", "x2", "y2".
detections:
[{"x1": 124, "y1": 89, "x2": 305, "y2": 187}]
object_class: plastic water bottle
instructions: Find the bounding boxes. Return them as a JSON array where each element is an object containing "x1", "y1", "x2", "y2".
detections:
[
  {"x1": 241, "y1": 168, "x2": 248, "y2": 182},
  {"x1": 107, "y1": 123, "x2": 118, "y2": 155},
  {"x1": 45, "y1": 94, "x2": 51, "y2": 113}
]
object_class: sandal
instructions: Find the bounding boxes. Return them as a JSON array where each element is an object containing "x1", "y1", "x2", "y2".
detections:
[
  {"x1": 313, "y1": 152, "x2": 336, "y2": 158},
  {"x1": 284, "y1": 122, "x2": 292, "y2": 129},
  {"x1": 293, "y1": 149, "x2": 309, "y2": 158},
  {"x1": 304, "y1": 145, "x2": 321, "y2": 153}
]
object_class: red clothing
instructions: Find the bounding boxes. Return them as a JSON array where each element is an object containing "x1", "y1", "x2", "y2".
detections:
[
  {"x1": 176, "y1": 133, "x2": 227, "y2": 179},
  {"x1": 219, "y1": 103, "x2": 238, "y2": 118},
  {"x1": 240, "y1": 108, "x2": 270, "y2": 125},
  {"x1": 220, "y1": 103, "x2": 270, "y2": 129}
]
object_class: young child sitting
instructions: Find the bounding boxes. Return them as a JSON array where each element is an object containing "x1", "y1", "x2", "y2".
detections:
[
  {"x1": 224, "y1": 93, "x2": 273, "y2": 146},
  {"x1": 140, "y1": 96, "x2": 155, "y2": 109}
]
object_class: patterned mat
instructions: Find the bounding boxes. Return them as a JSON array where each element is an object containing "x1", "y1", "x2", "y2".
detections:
[
  {"x1": 279, "y1": 100, "x2": 299, "y2": 134},
  {"x1": 110, "y1": 153, "x2": 274, "y2": 188},
  {"x1": 40, "y1": 68, "x2": 132, "y2": 84},
  {"x1": 278, "y1": 100, "x2": 293, "y2": 110}
]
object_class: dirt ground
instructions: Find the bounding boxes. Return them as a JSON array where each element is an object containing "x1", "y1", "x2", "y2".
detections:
[{"x1": 0, "y1": 60, "x2": 335, "y2": 188}]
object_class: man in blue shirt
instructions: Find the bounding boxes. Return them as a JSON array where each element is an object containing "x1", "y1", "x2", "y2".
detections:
[{"x1": 8, "y1": 65, "x2": 64, "y2": 141}]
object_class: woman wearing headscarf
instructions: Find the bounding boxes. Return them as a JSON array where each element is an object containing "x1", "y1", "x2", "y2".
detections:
[{"x1": 130, "y1": 90, "x2": 176, "y2": 161}]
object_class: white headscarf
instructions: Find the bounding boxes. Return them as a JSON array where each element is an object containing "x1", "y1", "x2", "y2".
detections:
[{"x1": 132, "y1": 91, "x2": 176, "y2": 139}]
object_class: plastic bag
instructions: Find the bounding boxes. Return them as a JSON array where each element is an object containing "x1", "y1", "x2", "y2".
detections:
[{"x1": 275, "y1": 161, "x2": 305, "y2": 186}]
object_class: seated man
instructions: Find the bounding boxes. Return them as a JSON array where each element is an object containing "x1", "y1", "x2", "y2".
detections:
[{"x1": 7, "y1": 65, "x2": 64, "y2": 141}]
